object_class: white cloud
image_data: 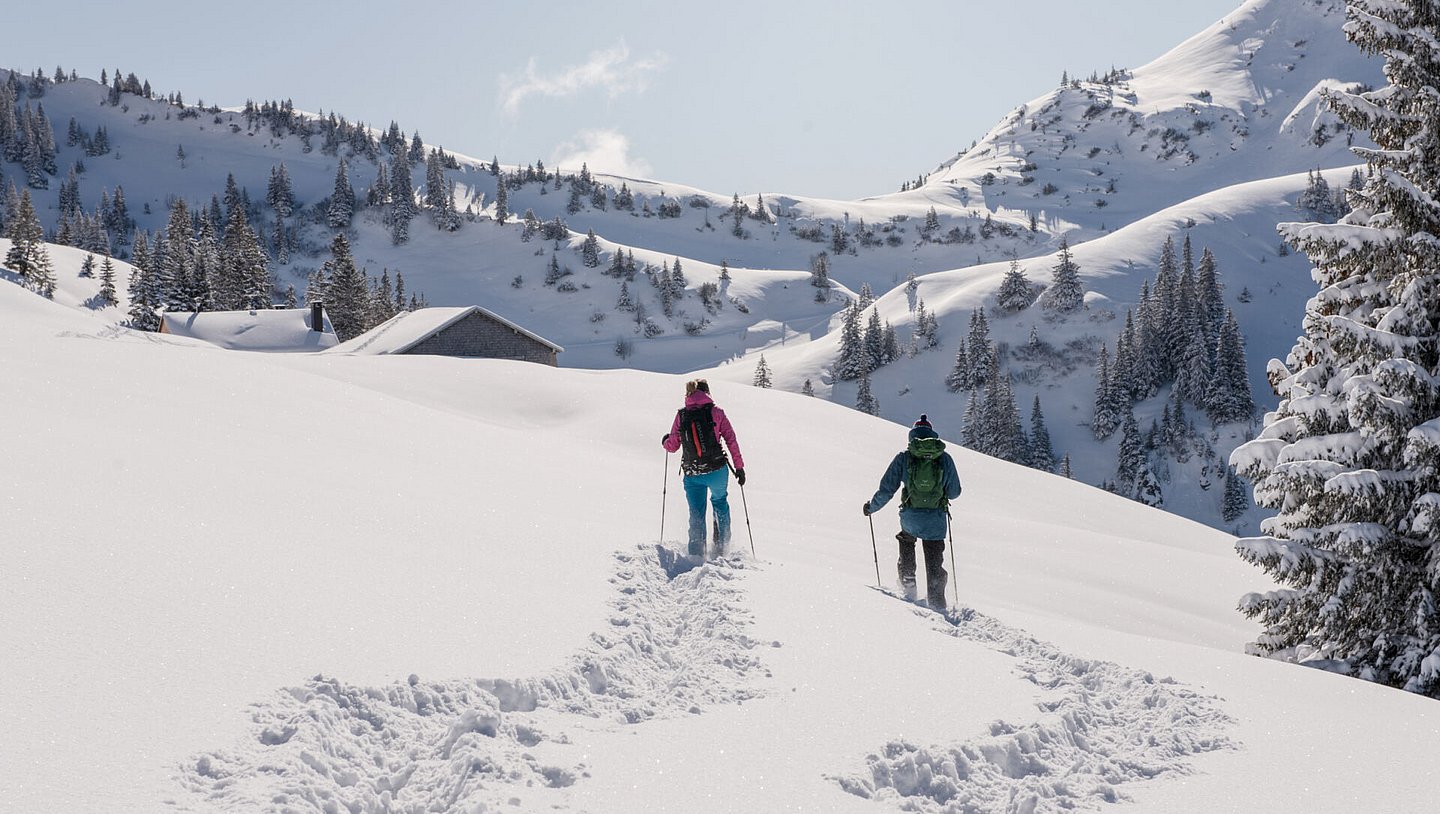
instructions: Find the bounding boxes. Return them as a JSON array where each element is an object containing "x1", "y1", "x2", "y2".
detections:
[
  {"x1": 552, "y1": 129, "x2": 653, "y2": 179},
  {"x1": 499, "y1": 44, "x2": 668, "y2": 117}
]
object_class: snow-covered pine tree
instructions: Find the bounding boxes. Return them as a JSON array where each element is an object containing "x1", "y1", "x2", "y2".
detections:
[
  {"x1": 126, "y1": 237, "x2": 161, "y2": 331},
  {"x1": 923, "y1": 206, "x2": 940, "y2": 236},
  {"x1": 562, "y1": 181, "x2": 583, "y2": 215},
  {"x1": 1030, "y1": 395, "x2": 1056, "y2": 472},
  {"x1": 218, "y1": 202, "x2": 270, "y2": 311},
  {"x1": 1115, "y1": 408, "x2": 1144, "y2": 492},
  {"x1": 109, "y1": 185, "x2": 131, "y2": 244},
  {"x1": 1134, "y1": 279, "x2": 1163, "y2": 398},
  {"x1": 1113, "y1": 310, "x2": 1140, "y2": 401},
  {"x1": 753, "y1": 355, "x2": 773, "y2": 388},
  {"x1": 856, "y1": 372, "x2": 879, "y2": 416},
  {"x1": 1091, "y1": 344, "x2": 1120, "y2": 439},
  {"x1": 1153, "y1": 236, "x2": 1179, "y2": 379},
  {"x1": 328, "y1": 159, "x2": 354, "y2": 229},
  {"x1": 997, "y1": 258, "x2": 1034, "y2": 312},
  {"x1": 1232, "y1": 0, "x2": 1440, "y2": 697},
  {"x1": 493, "y1": 172, "x2": 510, "y2": 225},
  {"x1": 615, "y1": 280, "x2": 634, "y2": 311},
  {"x1": 1222, "y1": 466, "x2": 1248, "y2": 523},
  {"x1": 809, "y1": 252, "x2": 831, "y2": 301},
  {"x1": 158, "y1": 199, "x2": 197, "y2": 310},
  {"x1": 966, "y1": 308, "x2": 993, "y2": 387},
  {"x1": 945, "y1": 338, "x2": 971, "y2": 393},
  {"x1": 388, "y1": 148, "x2": 415, "y2": 245},
  {"x1": 1133, "y1": 462, "x2": 1164, "y2": 507},
  {"x1": 857, "y1": 282, "x2": 874, "y2": 310},
  {"x1": 1205, "y1": 310, "x2": 1253, "y2": 424},
  {"x1": 1298, "y1": 168, "x2": 1342, "y2": 223},
  {"x1": 582, "y1": 229, "x2": 600, "y2": 267},
  {"x1": 863, "y1": 308, "x2": 886, "y2": 373},
  {"x1": 1060, "y1": 452, "x2": 1073, "y2": 479},
  {"x1": 835, "y1": 302, "x2": 866, "y2": 380},
  {"x1": 752, "y1": 193, "x2": 772, "y2": 223},
  {"x1": 323, "y1": 233, "x2": 369, "y2": 341},
  {"x1": 97, "y1": 255, "x2": 118, "y2": 306},
  {"x1": 1173, "y1": 321, "x2": 1212, "y2": 409},
  {"x1": 656, "y1": 263, "x2": 674, "y2": 317},
  {"x1": 191, "y1": 219, "x2": 220, "y2": 310},
  {"x1": 266, "y1": 163, "x2": 293, "y2": 219},
  {"x1": 3, "y1": 189, "x2": 53, "y2": 297},
  {"x1": 962, "y1": 391, "x2": 983, "y2": 448},
  {"x1": 423, "y1": 149, "x2": 447, "y2": 210},
  {"x1": 911, "y1": 298, "x2": 939, "y2": 351},
  {"x1": 1196, "y1": 247, "x2": 1225, "y2": 342},
  {"x1": 367, "y1": 163, "x2": 389, "y2": 209},
  {"x1": 670, "y1": 257, "x2": 686, "y2": 292},
  {"x1": 883, "y1": 321, "x2": 900, "y2": 364},
  {"x1": 1041, "y1": 238, "x2": 1084, "y2": 312},
  {"x1": 374, "y1": 271, "x2": 395, "y2": 324},
  {"x1": 984, "y1": 375, "x2": 1027, "y2": 464},
  {"x1": 801, "y1": 378, "x2": 814, "y2": 396}
]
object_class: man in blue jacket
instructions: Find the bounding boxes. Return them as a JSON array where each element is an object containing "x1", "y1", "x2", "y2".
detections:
[{"x1": 863, "y1": 415, "x2": 962, "y2": 610}]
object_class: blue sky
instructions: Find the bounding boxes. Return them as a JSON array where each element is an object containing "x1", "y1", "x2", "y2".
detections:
[{"x1": 14, "y1": 0, "x2": 1244, "y2": 199}]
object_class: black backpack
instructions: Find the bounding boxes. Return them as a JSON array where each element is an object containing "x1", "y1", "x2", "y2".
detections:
[{"x1": 677, "y1": 404, "x2": 729, "y2": 474}]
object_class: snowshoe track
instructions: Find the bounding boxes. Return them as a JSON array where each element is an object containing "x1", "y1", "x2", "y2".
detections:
[
  {"x1": 831, "y1": 600, "x2": 1236, "y2": 814},
  {"x1": 177, "y1": 544, "x2": 765, "y2": 813}
]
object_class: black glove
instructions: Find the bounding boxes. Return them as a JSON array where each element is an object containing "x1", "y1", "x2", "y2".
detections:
[
  {"x1": 661, "y1": 433, "x2": 670, "y2": 445},
  {"x1": 735, "y1": 468, "x2": 746, "y2": 486},
  {"x1": 862, "y1": 502, "x2": 872, "y2": 516}
]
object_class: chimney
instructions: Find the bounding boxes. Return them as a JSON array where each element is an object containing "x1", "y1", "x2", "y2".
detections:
[{"x1": 311, "y1": 301, "x2": 324, "y2": 333}]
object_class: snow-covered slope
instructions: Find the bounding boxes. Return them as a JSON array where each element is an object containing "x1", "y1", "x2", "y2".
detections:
[
  {"x1": 0, "y1": 0, "x2": 1388, "y2": 536},
  {"x1": 3, "y1": 277, "x2": 1436, "y2": 814}
]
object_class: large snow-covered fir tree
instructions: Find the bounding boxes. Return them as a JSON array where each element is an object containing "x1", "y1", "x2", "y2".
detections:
[{"x1": 1232, "y1": 0, "x2": 1440, "y2": 697}]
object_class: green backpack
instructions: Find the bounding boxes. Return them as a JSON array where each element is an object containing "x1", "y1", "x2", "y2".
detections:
[{"x1": 902, "y1": 437, "x2": 948, "y2": 510}]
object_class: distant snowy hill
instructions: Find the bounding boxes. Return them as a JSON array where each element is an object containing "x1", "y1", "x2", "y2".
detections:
[{"x1": 0, "y1": 0, "x2": 1384, "y2": 535}]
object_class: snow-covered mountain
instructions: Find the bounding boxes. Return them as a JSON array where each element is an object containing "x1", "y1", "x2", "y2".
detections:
[
  {"x1": 0, "y1": 0, "x2": 1385, "y2": 536},
  {"x1": 4, "y1": 254, "x2": 1437, "y2": 814}
]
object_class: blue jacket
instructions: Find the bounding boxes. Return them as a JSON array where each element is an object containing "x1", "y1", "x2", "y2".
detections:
[{"x1": 868, "y1": 450, "x2": 962, "y2": 540}]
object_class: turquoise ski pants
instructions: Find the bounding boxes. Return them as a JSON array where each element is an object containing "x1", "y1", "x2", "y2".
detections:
[{"x1": 683, "y1": 467, "x2": 731, "y2": 556}]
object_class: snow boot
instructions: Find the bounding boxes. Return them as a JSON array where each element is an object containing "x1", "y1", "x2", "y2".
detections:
[
  {"x1": 922, "y1": 539, "x2": 948, "y2": 611},
  {"x1": 710, "y1": 518, "x2": 727, "y2": 560},
  {"x1": 897, "y1": 531, "x2": 919, "y2": 601}
]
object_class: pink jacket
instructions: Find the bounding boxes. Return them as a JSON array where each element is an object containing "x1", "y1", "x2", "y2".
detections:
[{"x1": 663, "y1": 391, "x2": 745, "y2": 471}]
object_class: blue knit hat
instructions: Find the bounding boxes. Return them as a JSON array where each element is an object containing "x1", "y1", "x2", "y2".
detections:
[{"x1": 908, "y1": 414, "x2": 938, "y2": 441}]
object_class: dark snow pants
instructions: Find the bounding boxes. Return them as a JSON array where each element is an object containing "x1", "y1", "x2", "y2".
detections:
[{"x1": 897, "y1": 531, "x2": 947, "y2": 610}]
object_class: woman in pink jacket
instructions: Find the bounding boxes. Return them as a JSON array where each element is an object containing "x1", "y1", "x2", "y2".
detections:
[{"x1": 662, "y1": 379, "x2": 746, "y2": 560}]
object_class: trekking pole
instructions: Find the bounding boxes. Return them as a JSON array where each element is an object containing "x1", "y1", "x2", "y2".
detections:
[
  {"x1": 947, "y1": 508, "x2": 959, "y2": 609},
  {"x1": 660, "y1": 449, "x2": 670, "y2": 543},
  {"x1": 868, "y1": 513, "x2": 881, "y2": 587},
  {"x1": 734, "y1": 467, "x2": 756, "y2": 557}
]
